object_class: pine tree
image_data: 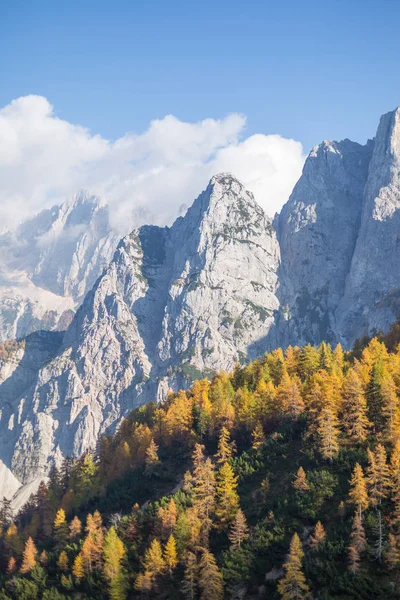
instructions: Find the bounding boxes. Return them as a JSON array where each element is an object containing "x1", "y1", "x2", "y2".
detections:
[
  {"x1": 229, "y1": 508, "x2": 249, "y2": 549},
  {"x1": 277, "y1": 532, "x2": 309, "y2": 600},
  {"x1": 251, "y1": 422, "x2": 267, "y2": 450},
  {"x1": 58, "y1": 550, "x2": 69, "y2": 572},
  {"x1": 145, "y1": 438, "x2": 161, "y2": 475},
  {"x1": 341, "y1": 369, "x2": 371, "y2": 442},
  {"x1": 39, "y1": 550, "x2": 48, "y2": 566},
  {"x1": 198, "y1": 549, "x2": 224, "y2": 600},
  {"x1": 293, "y1": 467, "x2": 310, "y2": 493},
  {"x1": 164, "y1": 534, "x2": 178, "y2": 576},
  {"x1": 181, "y1": 551, "x2": 198, "y2": 600},
  {"x1": 310, "y1": 521, "x2": 326, "y2": 548},
  {"x1": 54, "y1": 508, "x2": 69, "y2": 548},
  {"x1": 20, "y1": 536, "x2": 37, "y2": 574},
  {"x1": 215, "y1": 462, "x2": 239, "y2": 529},
  {"x1": 72, "y1": 553, "x2": 85, "y2": 581},
  {"x1": 317, "y1": 405, "x2": 340, "y2": 461},
  {"x1": 349, "y1": 463, "x2": 369, "y2": 517}
]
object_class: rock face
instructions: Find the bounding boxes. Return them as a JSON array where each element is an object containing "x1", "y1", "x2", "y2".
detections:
[
  {"x1": 277, "y1": 107, "x2": 400, "y2": 347},
  {"x1": 276, "y1": 138, "x2": 373, "y2": 345},
  {"x1": 336, "y1": 108, "x2": 400, "y2": 345},
  {"x1": 0, "y1": 174, "x2": 280, "y2": 486},
  {"x1": 0, "y1": 191, "x2": 119, "y2": 342}
]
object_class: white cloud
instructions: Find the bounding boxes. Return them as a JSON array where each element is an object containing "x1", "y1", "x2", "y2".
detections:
[{"x1": 0, "y1": 95, "x2": 305, "y2": 233}]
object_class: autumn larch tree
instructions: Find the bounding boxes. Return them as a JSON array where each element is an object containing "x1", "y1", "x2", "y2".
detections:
[
  {"x1": 198, "y1": 549, "x2": 224, "y2": 600},
  {"x1": 54, "y1": 508, "x2": 69, "y2": 549},
  {"x1": 367, "y1": 444, "x2": 391, "y2": 507},
  {"x1": 277, "y1": 532, "x2": 309, "y2": 600},
  {"x1": 341, "y1": 369, "x2": 371, "y2": 442},
  {"x1": 348, "y1": 511, "x2": 367, "y2": 573},
  {"x1": 72, "y1": 552, "x2": 85, "y2": 582},
  {"x1": 20, "y1": 536, "x2": 38, "y2": 574},
  {"x1": 229, "y1": 508, "x2": 249, "y2": 549},
  {"x1": 192, "y1": 444, "x2": 216, "y2": 541},
  {"x1": 310, "y1": 521, "x2": 326, "y2": 549},
  {"x1": 215, "y1": 426, "x2": 235, "y2": 464},
  {"x1": 349, "y1": 463, "x2": 369, "y2": 517},
  {"x1": 251, "y1": 422, "x2": 267, "y2": 450},
  {"x1": 163, "y1": 534, "x2": 178, "y2": 576},
  {"x1": 293, "y1": 467, "x2": 310, "y2": 493},
  {"x1": 57, "y1": 550, "x2": 69, "y2": 572},
  {"x1": 181, "y1": 551, "x2": 198, "y2": 600},
  {"x1": 145, "y1": 438, "x2": 161, "y2": 476},
  {"x1": 69, "y1": 515, "x2": 82, "y2": 540},
  {"x1": 317, "y1": 405, "x2": 340, "y2": 461}
]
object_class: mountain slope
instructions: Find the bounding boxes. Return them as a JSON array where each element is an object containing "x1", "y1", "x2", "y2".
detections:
[{"x1": 0, "y1": 174, "x2": 280, "y2": 487}]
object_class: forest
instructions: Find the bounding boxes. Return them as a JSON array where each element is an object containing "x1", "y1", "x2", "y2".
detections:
[{"x1": 2, "y1": 323, "x2": 400, "y2": 599}]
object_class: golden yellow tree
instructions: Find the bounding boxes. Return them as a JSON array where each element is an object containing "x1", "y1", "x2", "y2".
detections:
[
  {"x1": 348, "y1": 463, "x2": 369, "y2": 517},
  {"x1": 341, "y1": 369, "x2": 371, "y2": 442},
  {"x1": 382, "y1": 373, "x2": 400, "y2": 442},
  {"x1": 54, "y1": 508, "x2": 69, "y2": 548},
  {"x1": 57, "y1": 550, "x2": 69, "y2": 572},
  {"x1": 215, "y1": 426, "x2": 235, "y2": 464},
  {"x1": 73, "y1": 552, "x2": 85, "y2": 581},
  {"x1": 145, "y1": 438, "x2": 161, "y2": 475},
  {"x1": 367, "y1": 445, "x2": 391, "y2": 507},
  {"x1": 20, "y1": 536, "x2": 37, "y2": 574},
  {"x1": 293, "y1": 467, "x2": 310, "y2": 493},
  {"x1": 103, "y1": 526, "x2": 126, "y2": 599},
  {"x1": 143, "y1": 538, "x2": 165, "y2": 577},
  {"x1": 251, "y1": 422, "x2": 267, "y2": 450},
  {"x1": 163, "y1": 534, "x2": 178, "y2": 576},
  {"x1": 310, "y1": 521, "x2": 326, "y2": 548},
  {"x1": 277, "y1": 532, "x2": 309, "y2": 600},
  {"x1": 317, "y1": 406, "x2": 340, "y2": 461},
  {"x1": 192, "y1": 444, "x2": 216, "y2": 540}
]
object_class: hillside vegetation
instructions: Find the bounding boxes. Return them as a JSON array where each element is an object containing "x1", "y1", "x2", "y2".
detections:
[{"x1": 2, "y1": 323, "x2": 400, "y2": 599}]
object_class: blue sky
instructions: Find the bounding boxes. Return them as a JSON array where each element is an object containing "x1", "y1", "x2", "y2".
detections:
[{"x1": 2, "y1": 0, "x2": 400, "y2": 151}]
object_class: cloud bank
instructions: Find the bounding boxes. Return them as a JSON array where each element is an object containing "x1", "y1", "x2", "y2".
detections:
[{"x1": 0, "y1": 95, "x2": 305, "y2": 233}]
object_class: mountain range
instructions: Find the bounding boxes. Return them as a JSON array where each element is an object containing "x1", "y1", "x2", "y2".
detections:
[{"x1": 1, "y1": 106, "x2": 400, "y2": 505}]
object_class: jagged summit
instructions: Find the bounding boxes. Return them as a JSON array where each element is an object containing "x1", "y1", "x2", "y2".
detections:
[{"x1": 0, "y1": 176, "x2": 280, "y2": 489}]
